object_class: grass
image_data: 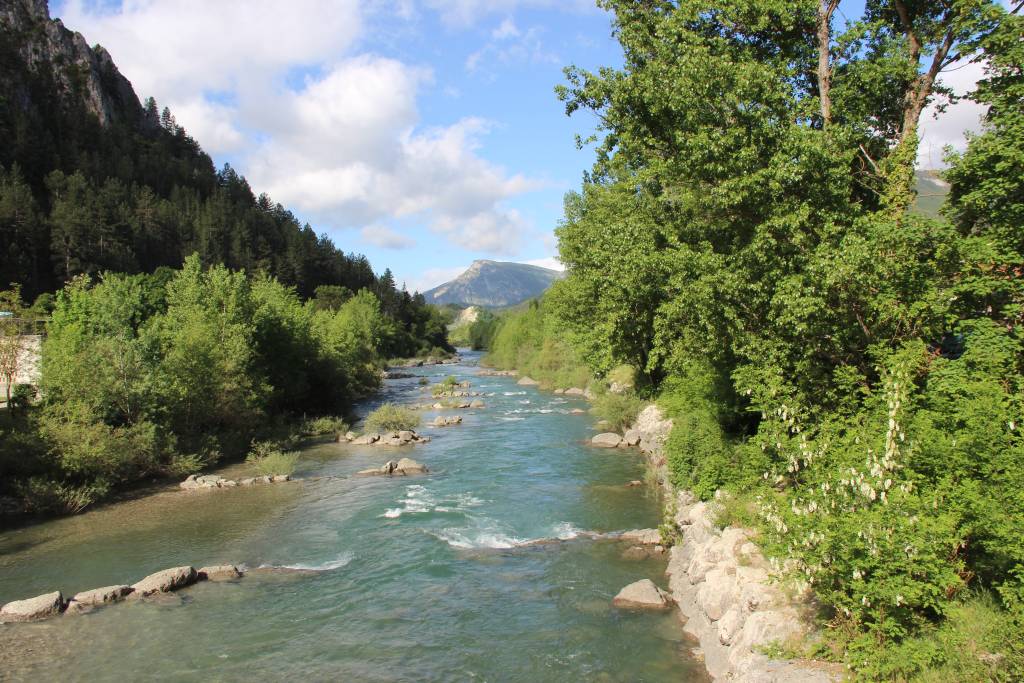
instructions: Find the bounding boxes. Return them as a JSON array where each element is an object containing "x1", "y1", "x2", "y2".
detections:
[{"x1": 363, "y1": 403, "x2": 421, "y2": 433}]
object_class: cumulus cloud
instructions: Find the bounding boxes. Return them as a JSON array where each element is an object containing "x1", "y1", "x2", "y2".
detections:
[
  {"x1": 360, "y1": 224, "x2": 416, "y2": 250},
  {"x1": 407, "y1": 265, "x2": 469, "y2": 294},
  {"x1": 58, "y1": 0, "x2": 362, "y2": 101},
  {"x1": 523, "y1": 257, "x2": 563, "y2": 271},
  {"x1": 917, "y1": 60, "x2": 988, "y2": 169},
  {"x1": 56, "y1": 1, "x2": 542, "y2": 256}
]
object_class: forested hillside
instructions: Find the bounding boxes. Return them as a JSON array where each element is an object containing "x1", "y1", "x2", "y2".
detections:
[
  {"x1": 485, "y1": 1, "x2": 1023, "y2": 679},
  {"x1": 0, "y1": 0, "x2": 451, "y2": 517},
  {"x1": 0, "y1": 0, "x2": 406, "y2": 309}
]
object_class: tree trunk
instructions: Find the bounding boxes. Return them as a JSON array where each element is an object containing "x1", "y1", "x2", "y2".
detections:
[{"x1": 817, "y1": 0, "x2": 840, "y2": 125}]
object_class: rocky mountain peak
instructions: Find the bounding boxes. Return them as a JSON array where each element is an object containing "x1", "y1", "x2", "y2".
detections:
[{"x1": 1, "y1": 0, "x2": 143, "y2": 126}]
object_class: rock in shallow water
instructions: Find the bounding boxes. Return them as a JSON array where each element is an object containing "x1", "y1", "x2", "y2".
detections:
[
  {"x1": 612, "y1": 579, "x2": 673, "y2": 610},
  {"x1": 130, "y1": 566, "x2": 197, "y2": 597},
  {"x1": 0, "y1": 591, "x2": 64, "y2": 622},
  {"x1": 65, "y1": 585, "x2": 133, "y2": 614},
  {"x1": 591, "y1": 433, "x2": 623, "y2": 448},
  {"x1": 198, "y1": 565, "x2": 243, "y2": 581}
]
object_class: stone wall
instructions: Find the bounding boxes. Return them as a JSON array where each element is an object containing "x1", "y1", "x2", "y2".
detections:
[{"x1": 630, "y1": 405, "x2": 839, "y2": 682}]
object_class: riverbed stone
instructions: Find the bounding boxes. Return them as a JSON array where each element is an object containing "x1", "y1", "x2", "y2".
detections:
[
  {"x1": 591, "y1": 433, "x2": 622, "y2": 448},
  {"x1": 470, "y1": 399, "x2": 485, "y2": 408},
  {"x1": 570, "y1": 408, "x2": 586, "y2": 414},
  {"x1": 198, "y1": 565, "x2": 242, "y2": 581},
  {"x1": 517, "y1": 376, "x2": 539, "y2": 386},
  {"x1": 620, "y1": 528, "x2": 662, "y2": 545},
  {"x1": 352, "y1": 433, "x2": 380, "y2": 445},
  {"x1": 0, "y1": 591, "x2": 64, "y2": 622},
  {"x1": 130, "y1": 566, "x2": 197, "y2": 597},
  {"x1": 65, "y1": 585, "x2": 133, "y2": 614},
  {"x1": 612, "y1": 579, "x2": 673, "y2": 610},
  {"x1": 396, "y1": 457, "x2": 427, "y2": 474},
  {"x1": 239, "y1": 478, "x2": 256, "y2": 486},
  {"x1": 623, "y1": 429, "x2": 642, "y2": 447},
  {"x1": 271, "y1": 474, "x2": 290, "y2": 483},
  {"x1": 565, "y1": 387, "x2": 586, "y2": 396}
]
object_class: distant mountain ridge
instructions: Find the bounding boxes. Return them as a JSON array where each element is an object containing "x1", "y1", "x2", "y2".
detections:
[{"x1": 424, "y1": 260, "x2": 563, "y2": 307}]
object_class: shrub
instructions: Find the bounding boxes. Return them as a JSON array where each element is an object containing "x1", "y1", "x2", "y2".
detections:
[
  {"x1": 302, "y1": 416, "x2": 348, "y2": 436},
  {"x1": 363, "y1": 403, "x2": 420, "y2": 433},
  {"x1": 590, "y1": 391, "x2": 642, "y2": 433},
  {"x1": 246, "y1": 441, "x2": 299, "y2": 476},
  {"x1": 15, "y1": 477, "x2": 109, "y2": 514},
  {"x1": 432, "y1": 375, "x2": 459, "y2": 396}
]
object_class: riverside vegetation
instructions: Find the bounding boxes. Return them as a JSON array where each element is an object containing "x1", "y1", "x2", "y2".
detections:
[
  {"x1": 480, "y1": 2, "x2": 1024, "y2": 680},
  {"x1": 0, "y1": 255, "x2": 450, "y2": 515}
]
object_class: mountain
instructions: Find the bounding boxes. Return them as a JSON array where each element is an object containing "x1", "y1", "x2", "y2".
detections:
[
  {"x1": 424, "y1": 260, "x2": 563, "y2": 307},
  {"x1": 912, "y1": 169, "x2": 951, "y2": 218}
]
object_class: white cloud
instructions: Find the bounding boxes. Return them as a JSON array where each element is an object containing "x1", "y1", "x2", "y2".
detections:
[
  {"x1": 918, "y1": 60, "x2": 988, "y2": 169},
  {"x1": 58, "y1": 0, "x2": 362, "y2": 102},
  {"x1": 523, "y1": 257, "x2": 563, "y2": 271},
  {"x1": 360, "y1": 224, "x2": 417, "y2": 249},
  {"x1": 466, "y1": 24, "x2": 560, "y2": 73},
  {"x1": 56, "y1": 2, "x2": 542, "y2": 256},
  {"x1": 492, "y1": 17, "x2": 519, "y2": 39},
  {"x1": 407, "y1": 265, "x2": 469, "y2": 294}
]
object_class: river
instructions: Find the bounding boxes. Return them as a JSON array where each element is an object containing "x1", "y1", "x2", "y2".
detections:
[{"x1": 0, "y1": 351, "x2": 707, "y2": 682}]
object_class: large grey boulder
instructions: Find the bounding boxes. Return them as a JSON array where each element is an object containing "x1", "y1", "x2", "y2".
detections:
[
  {"x1": 130, "y1": 566, "x2": 197, "y2": 597},
  {"x1": 395, "y1": 458, "x2": 427, "y2": 474},
  {"x1": 0, "y1": 591, "x2": 64, "y2": 622},
  {"x1": 623, "y1": 429, "x2": 642, "y2": 447},
  {"x1": 612, "y1": 579, "x2": 673, "y2": 610},
  {"x1": 198, "y1": 565, "x2": 243, "y2": 581},
  {"x1": 591, "y1": 433, "x2": 623, "y2": 448},
  {"x1": 65, "y1": 585, "x2": 133, "y2": 614}
]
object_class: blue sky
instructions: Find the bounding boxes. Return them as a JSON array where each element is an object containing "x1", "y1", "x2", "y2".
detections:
[{"x1": 52, "y1": 1, "x2": 988, "y2": 292}]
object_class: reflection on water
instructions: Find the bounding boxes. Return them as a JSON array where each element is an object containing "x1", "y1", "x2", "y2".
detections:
[{"x1": 0, "y1": 352, "x2": 708, "y2": 682}]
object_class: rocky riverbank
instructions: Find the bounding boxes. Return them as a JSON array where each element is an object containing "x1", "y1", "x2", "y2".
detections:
[{"x1": 626, "y1": 405, "x2": 841, "y2": 682}]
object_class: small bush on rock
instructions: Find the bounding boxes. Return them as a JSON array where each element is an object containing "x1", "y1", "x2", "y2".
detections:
[
  {"x1": 363, "y1": 404, "x2": 420, "y2": 433},
  {"x1": 246, "y1": 441, "x2": 299, "y2": 476}
]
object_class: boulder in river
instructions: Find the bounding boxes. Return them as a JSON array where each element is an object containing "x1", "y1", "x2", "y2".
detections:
[
  {"x1": 564, "y1": 387, "x2": 586, "y2": 396},
  {"x1": 469, "y1": 399, "x2": 485, "y2": 409},
  {"x1": 130, "y1": 566, "x2": 198, "y2": 598},
  {"x1": 198, "y1": 565, "x2": 243, "y2": 581},
  {"x1": 619, "y1": 528, "x2": 662, "y2": 545},
  {"x1": 570, "y1": 408, "x2": 586, "y2": 415},
  {"x1": 612, "y1": 579, "x2": 673, "y2": 610},
  {"x1": 591, "y1": 433, "x2": 623, "y2": 448},
  {"x1": 65, "y1": 585, "x2": 133, "y2": 614},
  {"x1": 357, "y1": 458, "x2": 428, "y2": 476},
  {"x1": 0, "y1": 591, "x2": 64, "y2": 622},
  {"x1": 517, "y1": 376, "x2": 539, "y2": 386},
  {"x1": 272, "y1": 474, "x2": 291, "y2": 483},
  {"x1": 433, "y1": 415, "x2": 462, "y2": 427},
  {"x1": 623, "y1": 429, "x2": 642, "y2": 447},
  {"x1": 352, "y1": 433, "x2": 380, "y2": 445}
]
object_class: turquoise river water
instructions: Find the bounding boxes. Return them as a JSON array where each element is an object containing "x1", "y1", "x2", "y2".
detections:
[{"x1": 0, "y1": 351, "x2": 707, "y2": 682}]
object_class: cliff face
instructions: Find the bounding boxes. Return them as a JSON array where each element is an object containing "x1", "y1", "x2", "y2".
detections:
[{"x1": 0, "y1": 0, "x2": 143, "y2": 126}]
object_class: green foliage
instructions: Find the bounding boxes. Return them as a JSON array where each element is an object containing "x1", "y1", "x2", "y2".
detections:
[
  {"x1": 301, "y1": 416, "x2": 348, "y2": 437},
  {"x1": 431, "y1": 375, "x2": 460, "y2": 396},
  {"x1": 485, "y1": 300, "x2": 593, "y2": 389},
  {"x1": 246, "y1": 441, "x2": 299, "y2": 477},
  {"x1": 363, "y1": 403, "x2": 420, "y2": 434},
  {"x1": 536, "y1": 0, "x2": 1021, "y2": 675},
  {"x1": 468, "y1": 309, "x2": 500, "y2": 350},
  {"x1": 590, "y1": 391, "x2": 642, "y2": 433}
]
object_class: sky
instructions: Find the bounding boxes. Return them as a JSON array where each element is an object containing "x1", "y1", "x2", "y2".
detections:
[{"x1": 51, "y1": 0, "x2": 992, "y2": 292}]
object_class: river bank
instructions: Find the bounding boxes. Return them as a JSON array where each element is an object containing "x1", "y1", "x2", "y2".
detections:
[{"x1": 0, "y1": 351, "x2": 709, "y2": 681}]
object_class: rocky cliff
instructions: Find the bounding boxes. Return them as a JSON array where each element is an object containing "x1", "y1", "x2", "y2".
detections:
[{"x1": 0, "y1": 0, "x2": 144, "y2": 126}]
